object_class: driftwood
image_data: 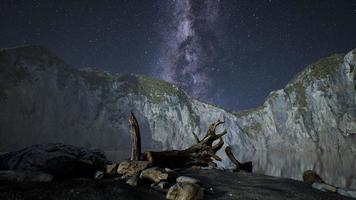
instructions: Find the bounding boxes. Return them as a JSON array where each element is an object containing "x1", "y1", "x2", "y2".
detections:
[
  {"x1": 129, "y1": 112, "x2": 141, "y2": 161},
  {"x1": 225, "y1": 146, "x2": 253, "y2": 172},
  {"x1": 128, "y1": 112, "x2": 227, "y2": 168}
]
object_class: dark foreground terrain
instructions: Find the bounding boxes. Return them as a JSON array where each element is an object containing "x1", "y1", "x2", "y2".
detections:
[{"x1": 0, "y1": 169, "x2": 351, "y2": 200}]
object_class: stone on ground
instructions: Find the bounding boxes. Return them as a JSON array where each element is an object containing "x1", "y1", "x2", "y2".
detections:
[
  {"x1": 302, "y1": 170, "x2": 323, "y2": 184},
  {"x1": 337, "y1": 188, "x2": 356, "y2": 199},
  {"x1": 166, "y1": 182, "x2": 204, "y2": 200},
  {"x1": 94, "y1": 171, "x2": 104, "y2": 180},
  {"x1": 151, "y1": 181, "x2": 170, "y2": 192},
  {"x1": 139, "y1": 167, "x2": 168, "y2": 183},
  {"x1": 312, "y1": 182, "x2": 337, "y2": 193},
  {"x1": 105, "y1": 164, "x2": 118, "y2": 175},
  {"x1": 176, "y1": 176, "x2": 200, "y2": 185},
  {"x1": 126, "y1": 175, "x2": 139, "y2": 187},
  {"x1": 117, "y1": 160, "x2": 149, "y2": 177}
]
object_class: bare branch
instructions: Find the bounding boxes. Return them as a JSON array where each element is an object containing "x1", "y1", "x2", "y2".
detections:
[
  {"x1": 211, "y1": 154, "x2": 222, "y2": 161},
  {"x1": 192, "y1": 132, "x2": 200, "y2": 143},
  {"x1": 202, "y1": 120, "x2": 223, "y2": 139},
  {"x1": 212, "y1": 138, "x2": 224, "y2": 153},
  {"x1": 199, "y1": 120, "x2": 227, "y2": 146},
  {"x1": 207, "y1": 120, "x2": 224, "y2": 136},
  {"x1": 225, "y1": 146, "x2": 240, "y2": 171},
  {"x1": 214, "y1": 129, "x2": 228, "y2": 140}
]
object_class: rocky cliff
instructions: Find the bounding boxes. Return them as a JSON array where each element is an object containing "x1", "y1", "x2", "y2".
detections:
[
  {"x1": 235, "y1": 50, "x2": 356, "y2": 153},
  {"x1": 0, "y1": 45, "x2": 252, "y2": 167},
  {"x1": 0, "y1": 45, "x2": 355, "y2": 167}
]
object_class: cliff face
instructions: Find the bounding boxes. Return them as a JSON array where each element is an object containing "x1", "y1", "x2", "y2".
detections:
[
  {"x1": 235, "y1": 50, "x2": 356, "y2": 153},
  {"x1": 0, "y1": 45, "x2": 252, "y2": 166},
  {"x1": 0, "y1": 45, "x2": 355, "y2": 167}
]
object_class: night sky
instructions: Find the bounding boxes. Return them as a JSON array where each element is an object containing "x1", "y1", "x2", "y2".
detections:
[{"x1": 0, "y1": 0, "x2": 355, "y2": 111}]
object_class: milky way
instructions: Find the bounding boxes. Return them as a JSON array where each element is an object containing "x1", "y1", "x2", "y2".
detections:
[
  {"x1": 157, "y1": 0, "x2": 221, "y2": 99},
  {"x1": 1, "y1": 0, "x2": 355, "y2": 110}
]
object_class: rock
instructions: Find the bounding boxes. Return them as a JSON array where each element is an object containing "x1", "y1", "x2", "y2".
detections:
[
  {"x1": 158, "y1": 181, "x2": 170, "y2": 189},
  {"x1": 337, "y1": 188, "x2": 350, "y2": 197},
  {"x1": 150, "y1": 181, "x2": 170, "y2": 192},
  {"x1": 0, "y1": 45, "x2": 254, "y2": 170},
  {"x1": 139, "y1": 167, "x2": 168, "y2": 183},
  {"x1": 311, "y1": 182, "x2": 337, "y2": 193},
  {"x1": 206, "y1": 187, "x2": 214, "y2": 195},
  {"x1": 176, "y1": 176, "x2": 200, "y2": 185},
  {"x1": 117, "y1": 160, "x2": 149, "y2": 177},
  {"x1": 0, "y1": 143, "x2": 109, "y2": 177},
  {"x1": 337, "y1": 188, "x2": 356, "y2": 198},
  {"x1": 0, "y1": 45, "x2": 355, "y2": 170},
  {"x1": 201, "y1": 166, "x2": 215, "y2": 170},
  {"x1": 190, "y1": 166, "x2": 201, "y2": 169},
  {"x1": 345, "y1": 190, "x2": 356, "y2": 198},
  {"x1": 166, "y1": 182, "x2": 204, "y2": 200},
  {"x1": 303, "y1": 170, "x2": 323, "y2": 184},
  {"x1": 0, "y1": 167, "x2": 352, "y2": 200},
  {"x1": 105, "y1": 164, "x2": 118, "y2": 175},
  {"x1": 0, "y1": 170, "x2": 53, "y2": 182},
  {"x1": 94, "y1": 171, "x2": 104, "y2": 180},
  {"x1": 235, "y1": 50, "x2": 356, "y2": 154},
  {"x1": 126, "y1": 175, "x2": 139, "y2": 187},
  {"x1": 165, "y1": 168, "x2": 174, "y2": 172}
]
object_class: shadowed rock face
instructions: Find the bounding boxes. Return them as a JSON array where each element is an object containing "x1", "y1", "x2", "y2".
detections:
[{"x1": 0, "y1": 45, "x2": 355, "y2": 168}]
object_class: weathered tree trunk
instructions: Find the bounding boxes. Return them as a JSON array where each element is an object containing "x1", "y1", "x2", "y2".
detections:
[
  {"x1": 129, "y1": 112, "x2": 141, "y2": 161},
  {"x1": 142, "y1": 120, "x2": 228, "y2": 168},
  {"x1": 127, "y1": 113, "x2": 227, "y2": 168}
]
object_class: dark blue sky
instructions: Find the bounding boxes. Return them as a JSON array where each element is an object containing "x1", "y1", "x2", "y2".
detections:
[{"x1": 0, "y1": 0, "x2": 355, "y2": 111}]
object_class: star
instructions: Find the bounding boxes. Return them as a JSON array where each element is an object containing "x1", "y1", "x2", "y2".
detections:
[{"x1": 0, "y1": 0, "x2": 354, "y2": 110}]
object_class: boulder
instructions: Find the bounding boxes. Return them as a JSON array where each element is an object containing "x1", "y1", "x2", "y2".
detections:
[
  {"x1": 0, "y1": 143, "x2": 109, "y2": 178},
  {"x1": 166, "y1": 182, "x2": 204, "y2": 200},
  {"x1": 337, "y1": 188, "x2": 356, "y2": 199},
  {"x1": 117, "y1": 161, "x2": 149, "y2": 177},
  {"x1": 311, "y1": 182, "x2": 337, "y2": 193},
  {"x1": 302, "y1": 170, "x2": 323, "y2": 184},
  {"x1": 105, "y1": 164, "x2": 118, "y2": 175},
  {"x1": 126, "y1": 175, "x2": 139, "y2": 187},
  {"x1": 176, "y1": 176, "x2": 200, "y2": 185},
  {"x1": 139, "y1": 167, "x2": 168, "y2": 183},
  {"x1": 94, "y1": 171, "x2": 104, "y2": 180},
  {"x1": 151, "y1": 181, "x2": 170, "y2": 192},
  {"x1": 165, "y1": 168, "x2": 174, "y2": 173},
  {"x1": 0, "y1": 170, "x2": 53, "y2": 182}
]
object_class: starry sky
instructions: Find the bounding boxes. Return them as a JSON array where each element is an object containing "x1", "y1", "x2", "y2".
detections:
[{"x1": 0, "y1": 0, "x2": 355, "y2": 111}]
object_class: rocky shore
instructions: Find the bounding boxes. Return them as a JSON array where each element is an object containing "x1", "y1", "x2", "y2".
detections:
[
  {"x1": 1, "y1": 143, "x2": 355, "y2": 200},
  {"x1": 0, "y1": 46, "x2": 355, "y2": 199},
  {"x1": 0, "y1": 169, "x2": 353, "y2": 200}
]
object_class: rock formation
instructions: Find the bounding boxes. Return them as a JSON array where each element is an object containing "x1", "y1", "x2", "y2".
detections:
[
  {"x1": 0, "y1": 45, "x2": 252, "y2": 167},
  {"x1": 235, "y1": 50, "x2": 356, "y2": 153},
  {"x1": 0, "y1": 45, "x2": 355, "y2": 168},
  {"x1": 0, "y1": 143, "x2": 108, "y2": 177}
]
